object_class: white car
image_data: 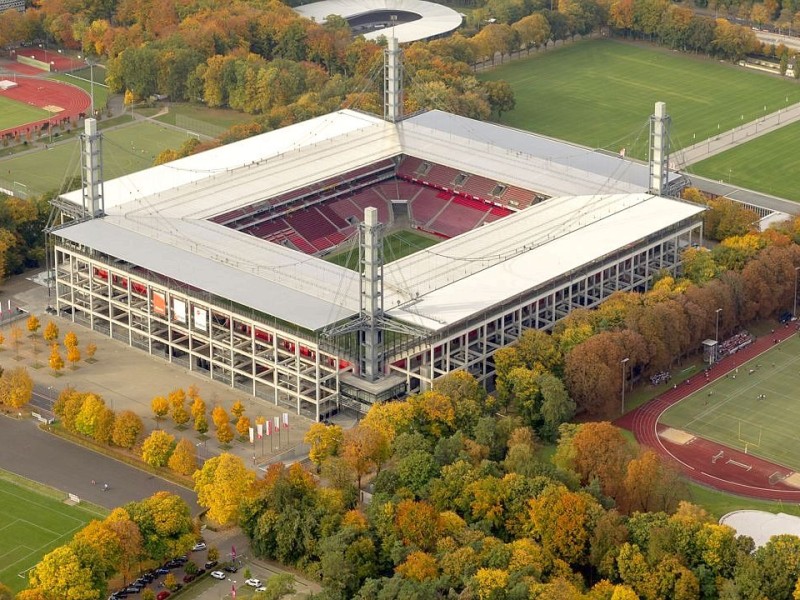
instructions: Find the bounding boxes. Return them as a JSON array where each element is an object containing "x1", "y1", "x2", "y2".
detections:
[
  {"x1": 255, "y1": 587, "x2": 267, "y2": 593},
  {"x1": 245, "y1": 578, "x2": 262, "y2": 587},
  {"x1": 210, "y1": 571, "x2": 225, "y2": 580},
  {"x1": 192, "y1": 542, "x2": 207, "y2": 552}
]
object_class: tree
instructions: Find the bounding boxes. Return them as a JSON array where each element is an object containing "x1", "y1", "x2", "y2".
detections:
[
  {"x1": 28, "y1": 546, "x2": 96, "y2": 600},
  {"x1": 43, "y1": 321, "x2": 59, "y2": 344},
  {"x1": 216, "y1": 420, "x2": 234, "y2": 445},
  {"x1": 211, "y1": 404, "x2": 229, "y2": 429},
  {"x1": 85, "y1": 342, "x2": 97, "y2": 362},
  {"x1": 565, "y1": 421, "x2": 634, "y2": 501},
  {"x1": 0, "y1": 366, "x2": 33, "y2": 409},
  {"x1": 141, "y1": 429, "x2": 176, "y2": 467},
  {"x1": 70, "y1": 520, "x2": 123, "y2": 588},
  {"x1": 151, "y1": 395, "x2": 169, "y2": 425},
  {"x1": 482, "y1": 80, "x2": 515, "y2": 117},
  {"x1": 112, "y1": 410, "x2": 143, "y2": 449},
  {"x1": 304, "y1": 422, "x2": 343, "y2": 470},
  {"x1": 64, "y1": 331, "x2": 78, "y2": 351},
  {"x1": 342, "y1": 424, "x2": 390, "y2": 491},
  {"x1": 170, "y1": 389, "x2": 189, "y2": 428},
  {"x1": 0, "y1": 583, "x2": 12, "y2": 600},
  {"x1": 73, "y1": 393, "x2": 107, "y2": 439},
  {"x1": 27, "y1": 314, "x2": 41, "y2": 357},
  {"x1": 125, "y1": 491, "x2": 195, "y2": 562},
  {"x1": 620, "y1": 449, "x2": 686, "y2": 514},
  {"x1": 168, "y1": 438, "x2": 198, "y2": 475},
  {"x1": 66, "y1": 344, "x2": 81, "y2": 369},
  {"x1": 394, "y1": 500, "x2": 439, "y2": 552},
  {"x1": 190, "y1": 394, "x2": 206, "y2": 421},
  {"x1": 49, "y1": 343, "x2": 64, "y2": 375},
  {"x1": 257, "y1": 573, "x2": 295, "y2": 600},
  {"x1": 194, "y1": 412, "x2": 209, "y2": 436},
  {"x1": 193, "y1": 453, "x2": 256, "y2": 525},
  {"x1": 397, "y1": 551, "x2": 439, "y2": 582},
  {"x1": 231, "y1": 399, "x2": 245, "y2": 419},
  {"x1": 10, "y1": 325, "x2": 22, "y2": 360},
  {"x1": 236, "y1": 415, "x2": 251, "y2": 439}
]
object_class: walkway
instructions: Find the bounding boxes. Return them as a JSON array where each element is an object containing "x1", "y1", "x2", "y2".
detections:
[{"x1": 616, "y1": 325, "x2": 800, "y2": 500}]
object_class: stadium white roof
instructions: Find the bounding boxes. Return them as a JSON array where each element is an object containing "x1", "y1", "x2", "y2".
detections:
[
  {"x1": 56, "y1": 109, "x2": 701, "y2": 333},
  {"x1": 720, "y1": 511, "x2": 800, "y2": 548},
  {"x1": 295, "y1": 0, "x2": 463, "y2": 44}
]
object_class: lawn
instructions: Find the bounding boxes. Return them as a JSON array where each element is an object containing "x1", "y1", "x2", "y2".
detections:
[
  {"x1": 688, "y1": 120, "x2": 800, "y2": 202},
  {"x1": 480, "y1": 39, "x2": 800, "y2": 158},
  {"x1": 0, "y1": 96, "x2": 49, "y2": 131},
  {"x1": 0, "y1": 120, "x2": 197, "y2": 196},
  {"x1": 51, "y1": 70, "x2": 109, "y2": 112},
  {"x1": 326, "y1": 229, "x2": 441, "y2": 270},
  {"x1": 660, "y1": 334, "x2": 800, "y2": 471},
  {"x1": 0, "y1": 474, "x2": 103, "y2": 593}
]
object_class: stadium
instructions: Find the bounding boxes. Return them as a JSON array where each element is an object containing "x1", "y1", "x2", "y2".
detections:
[{"x1": 49, "y1": 42, "x2": 705, "y2": 420}]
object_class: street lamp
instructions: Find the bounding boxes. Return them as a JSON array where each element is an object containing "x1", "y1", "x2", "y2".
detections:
[
  {"x1": 78, "y1": 55, "x2": 96, "y2": 116},
  {"x1": 794, "y1": 266, "x2": 800, "y2": 318},
  {"x1": 620, "y1": 357, "x2": 629, "y2": 415},
  {"x1": 715, "y1": 308, "x2": 722, "y2": 363}
]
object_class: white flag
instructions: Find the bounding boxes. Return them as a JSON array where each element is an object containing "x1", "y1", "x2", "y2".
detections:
[
  {"x1": 249, "y1": 427, "x2": 254, "y2": 444},
  {"x1": 282, "y1": 412, "x2": 289, "y2": 430},
  {"x1": 256, "y1": 422, "x2": 263, "y2": 439},
  {"x1": 274, "y1": 416, "x2": 280, "y2": 432}
]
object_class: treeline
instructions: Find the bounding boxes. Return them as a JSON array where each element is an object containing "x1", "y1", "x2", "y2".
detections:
[{"x1": 0, "y1": 194, "x2": 49, "y2": 282}]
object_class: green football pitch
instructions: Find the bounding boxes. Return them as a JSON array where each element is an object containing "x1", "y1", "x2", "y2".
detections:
[
  {"x1": 480, "y1": 39, "x2": 799, "y2": 159},
  {"x1": 660, "y1": 334, "x2": 800, "y2": 471},
  {"x1": 688, "y1": 120, "x2": 800, "y2": 202},
  {"x1": 326, "y1": 229, "x2": 441, "y2": 270},
  {"x1": 0, "y1": 476, "x2": 103, "y2": 593},
  {"x1": 0, "y1": 96, "x2": 49, "y2": 131},
  {"x1": 0, "y1": 120, "x2": 197, "y2": 196}
]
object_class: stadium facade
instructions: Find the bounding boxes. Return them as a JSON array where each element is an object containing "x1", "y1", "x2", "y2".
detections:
[{"x1": 50, "y1": 48, "x2": 704, "y2": 420}]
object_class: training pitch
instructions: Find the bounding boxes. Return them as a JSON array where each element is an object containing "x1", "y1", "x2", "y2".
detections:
[
  {"x1": 0, "y1": 96, "x2": 49, "y2": 131},
  {"x1": 480, "y1": 39, "x2": 799, "y2": 158},
  {"x1": 326, "y1": 229, "x2": 441, "y2": 270},
  {"x1": 0, "y1": 476, "x2": 102, "y2": 593},
  {"x1": 689, "y1": 120, "x2": 800, "y2": 202},
  {"x1": 660, "y1": 334, "x2": 800, "y2": 471}
]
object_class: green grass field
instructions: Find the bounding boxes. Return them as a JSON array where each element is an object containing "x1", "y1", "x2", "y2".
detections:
[
  {"x1": 480, "y1": 39, "x2": 800, "y2": 158},
  {"x1": 0, "y1": 120, "x2": 197, "y2": 196},
  {"x1": 688, "y1": 120, "x2": 800, "y2": 202},
  {"x1": 51, "y1": 70, "x2": 109, "y2": 111},
  {"x1": 661, "y1": 334, "x2": 800, "y2": 471},
  {"x1": 0, "y1": 96, "x2": 49, "y2": 131},
  {"x1": 0, "y1": 476, "x2": 102, "y2": 593},
  {"x1": 326, "y1": 229, "x2": 441, "y2": 270}
]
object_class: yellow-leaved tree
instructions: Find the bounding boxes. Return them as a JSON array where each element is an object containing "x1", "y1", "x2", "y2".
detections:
[
  {"x1": 304, "y1": 422, "x2": 343, "y2": 471},
  {"x1": 168, "y1": 438, "x2": 198, "y2": 476},
  {"x1": 231, "y1": 399, "x2": 245, "y2": 419},
  {"x1": 112, "y1": 410, "x2": 144, "y2": 449},
  {"x1": 43, "y1": 320, "x2": 59, "y2": 345},
  {"x1": 151, "y1": 395, "x2": 169, "y2": 425},
  {"x1": 28, "y1": 546, "x2": 96, "y2": 600},
  {"x1": 48, "y1": 344, "x2": 64, "y2": 375},
  {"x1": 0, "y1": 366, "x2": 33, "y2": 409},
  {"x1": 141, "y1": 430, "x2": 176, "y2": 467},
  {"x1": 193, "y1": 453, "x2": 255, "y2": 525}
]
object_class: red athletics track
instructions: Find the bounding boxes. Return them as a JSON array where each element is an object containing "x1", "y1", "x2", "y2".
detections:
[
  {"x1": 616, "y1": 324, "x2": 800, "y2": 501},
  {"x1": 0, "y1": 62, "x2": 90, "y2": 140}
]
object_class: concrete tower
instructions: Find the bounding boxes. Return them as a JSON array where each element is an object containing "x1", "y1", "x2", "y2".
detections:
[
  {"x1": 358, "y1": 207, "x2": 385, "y2": 381},
  {"x1": 649, "y1": 101, "x2": 670, "y2": 196},
  {"x1": 384, "y1": 37, "x2": 403, "y2": 123},
  {"x1": 80, "y1": 118, "x2": 104, "y2": 218}
]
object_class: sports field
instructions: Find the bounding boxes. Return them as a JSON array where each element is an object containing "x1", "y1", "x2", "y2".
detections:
[
  {"x1": 326, "y1": 229, "x2": 441, "y2": 270},
  {"x1": 480, "y1": 39, "x2": 799, "y2": 158},
  {"x1": 0, "y1": 96, "x2": 49, "y2": 131},
  {"x1": 661, "y1": 334, "x2": 800, "y2": 471},
  {"x1": 0, "y1": 120, "x2": 197, "y2": 196},
  {"x1": 689, "y1": 120, "x2": 800, "y2": 202},
  {"x1": 0, "y1": 476, "x2": 102, "y2": 592}
]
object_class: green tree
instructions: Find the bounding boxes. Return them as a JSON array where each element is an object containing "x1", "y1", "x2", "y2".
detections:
[
  {"x1": 141, "y1": 430, "x2": 176, "y2": 467},
  {"x1": 482, "y1": 80, "x2": 515, "y2": 117},
  {"x1": 74, "y1": 393, "x2": 106, "y2": 438},
  {"x1": 193, "y1": 453, "x2": 256, "y2": 525}
]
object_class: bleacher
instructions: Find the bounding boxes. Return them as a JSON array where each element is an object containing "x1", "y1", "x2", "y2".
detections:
[
  {"x1": 429, "y1": 197, "x2": 489, "y2": 238},
  {"x1": 374, "y1": 181, "x2": 423, "y2": 201},
  {"x1": 285, "y1": 208, "x2": 338, "y2": 240}
]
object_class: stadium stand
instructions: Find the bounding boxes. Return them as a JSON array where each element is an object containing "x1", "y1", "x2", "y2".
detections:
[{"x1": 429, "y1": 197, "x2": 489, "y2": 238}]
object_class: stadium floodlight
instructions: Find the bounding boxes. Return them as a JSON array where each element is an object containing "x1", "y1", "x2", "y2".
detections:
[
  {"x1": 794, "y1": 267, "x2": 800, "y2": 319},
  {"x1": 715, "y1": 308, "x2": 722, "y2": 363},
  {"x1": 620, "y1": 357, "x2": 629, "y2": 415}
]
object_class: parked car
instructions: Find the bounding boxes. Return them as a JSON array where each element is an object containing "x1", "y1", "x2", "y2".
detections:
[
  {"x1": 255, "y1": 587, "x2": 267, "y2": 593},
  {"x1": 156, "y1": 593, "x2": 171, "y2": 600},
  {"x1": 182, "y1": 574, "x2": 196, "y2": 583},
  {"x1": 154, "y1": 567, "x2": 170, "y2": 576},
  {"x1": 123, "y1": 586, "x2": 141, "y2": 594},
  {"x1": 192, "y1": 542, "x2": 207, "y2": 552},
  {"x1": 196, "y1": 568, "x2": 206, "y2": 576},
  {"x1": 224, "y1": 563, "x2": 238, "y2": 573},
  {"x1": 211, "y1": 571, "x2": 226, "y2": 580},
  {"x1": 245, "y1": 578, "x2": 262, "y2": 587},
  {"x1": 204, "y1": 560, "x2": 218, "y2": 570}
]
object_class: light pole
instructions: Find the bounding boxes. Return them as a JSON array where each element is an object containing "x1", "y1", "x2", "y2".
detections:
[
  {"x1": 79, "y1": 55, "x2": 96, "y2": 116},
  {"x1": 794, "y1": 267, "x2": 800, "y2": 318},
  {"x1": 620, "y1": 357, "x2": 629, "y2": 415},
  {"x1": 715, "y1": 308, "x2": 722, "y2": 363}
]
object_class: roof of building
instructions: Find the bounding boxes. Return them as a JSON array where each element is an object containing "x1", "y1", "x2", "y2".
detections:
[
  {"x1": 55, "y1": 109, "x2": 701, "y2": 333},
  {"x1": 294, "y1": 0, "x2": 463, "y2": 43},
  {"x1": 719, "y1": 511, "x2": 800, "y2": 548}
]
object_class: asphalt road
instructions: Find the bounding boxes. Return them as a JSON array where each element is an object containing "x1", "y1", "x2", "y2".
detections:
[{"x1": 0, "y1": 415, "x2": 199, "y2": 513}]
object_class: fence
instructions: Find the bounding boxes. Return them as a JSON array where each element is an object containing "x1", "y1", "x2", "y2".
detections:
[{"x1": 175, "y1": 114, "x2": 226, "y2": 140}]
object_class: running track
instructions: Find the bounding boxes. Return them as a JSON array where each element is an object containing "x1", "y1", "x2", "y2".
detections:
[{"x1": 616, "y1": 324, "x2": 800, "y2": 501}]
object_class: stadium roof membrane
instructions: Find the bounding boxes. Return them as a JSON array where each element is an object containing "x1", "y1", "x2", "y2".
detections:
[{"x1": 57, "y1": 109, "x2": 700, "y2": 333}]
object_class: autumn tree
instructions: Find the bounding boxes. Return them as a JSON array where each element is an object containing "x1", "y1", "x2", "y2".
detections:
[
  {"x1": 620, "y1": 449, "x2": 686, "y2": 514},
  {"x1": 211, "y1": 404, "x2": 229, "y2": 429},
  {"x1": 10, "y1": 325, "x2": 22, "y2": 360},
  {"x1": 43, "y1": 321, "x2": 59, "y2": 345},
  {"x1": 397, "y1": 551, "x2": 439, "y2": 582},
  {"x1": 28, "y1": 546, "x2": 96, "y2": 600},
  {"x1": 216, "y1": 420, "x2": 235, "y2": 446},
  {"x1": 26, "y1": 314, "x2": 40, "y2": 356},
  {"x1": 112, "y1": 410, "x2": 144, "y2": 449},
  {"x1": 141, "y1": 429, "x2": 176, "y2": 467},
  {"x1": 304, "y1": 422, "x2": 343, "y2": 470},
  {"x1": 190, "y1": 393, "x2": 206, "y2": 422},
  {"x1": 73, "y1": 393, "x2": 107, "y2": 439},
  {"x1": 48, "y1": 343, "x2": 64, "y2": 375},
  {"x1": 194, "y1": 412, "x2": 209, "y2": 436},
  {"x1": 342, "y1": 424, "x2": 390, "y2": 491},
  {"x1": 151, "y1": 395, "x2": 169, "y2": 425},
  {"x1": 85, "y1": 342, "x2": 97, "y2": 362},
  {"x1": 0, "y1": 366, "x2": 33, "y2": 409},
  {"x1": 170, "y1": 388, "x2": 190, "y2": 428},
  {"x1": 125, "y1": 491, "x2": 195, "y2": 562},
  {"x1": 193, "y1": 452, "x2": 255, "y2": 525},
  {"x1": 64, "y1": 331, "x2": 78, "y2": 351},
  {"x1": 231, "y1": 399, "x2": 245, "y2": 419},
  {"x1": 168, "y1": 438, "x2": 198, "y2": 476},
  {"x1": 66, "y1": 344, "x2": 81, "y2": 369},
  {"x1": 236, "y1": 415, "x2": 251, "y2": 440},
  {"x1": 70, "y1": 520, "x2": 123, "y2": 590}
]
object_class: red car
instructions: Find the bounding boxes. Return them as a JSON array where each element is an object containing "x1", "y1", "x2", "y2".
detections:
[{"x1": 156, "y1": 592, "x2": 171, "y2": 600}]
